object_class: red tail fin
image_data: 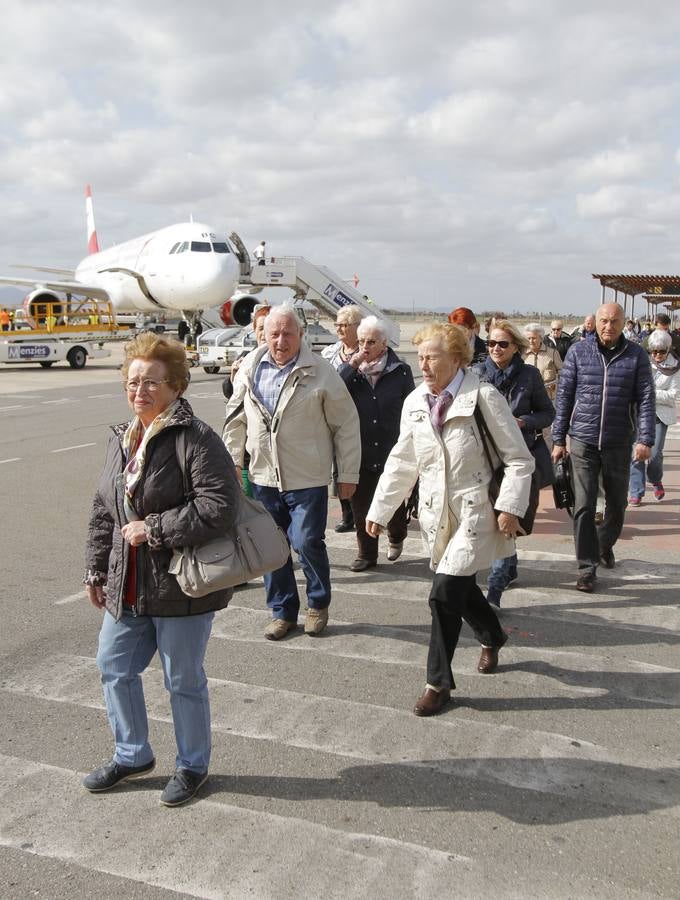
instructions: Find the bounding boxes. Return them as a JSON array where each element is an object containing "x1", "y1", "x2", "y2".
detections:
[{"x1": 85, "y1": 184, "x2": 100, "y2": 254}]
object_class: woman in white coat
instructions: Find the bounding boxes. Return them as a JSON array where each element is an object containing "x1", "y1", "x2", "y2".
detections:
[{"x1": 366, "y1": 324, "x2": 534, "y2": 717}]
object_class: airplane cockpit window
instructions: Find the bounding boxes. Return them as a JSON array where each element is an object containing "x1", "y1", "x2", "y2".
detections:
[
  {"x1": 176, "y1": 242, "x2": 189, "y2": 253},
  {"x1": 191, "y1": 241, "x2": 211, "y2": 252},
  {"x1": 169, "y1": 242, "x2": 180, "y2": 254},
  {"x1": 212, "y1": 242, "x2": 231, "y2": 253}
]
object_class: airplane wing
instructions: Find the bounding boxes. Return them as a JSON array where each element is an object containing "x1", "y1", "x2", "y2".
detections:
[
  {"x1": 10, "y1": 265, "x2": 76, "y2": 277},
  {"x1": 0, "y1": 275, "x2": 110, "y2": 301}
]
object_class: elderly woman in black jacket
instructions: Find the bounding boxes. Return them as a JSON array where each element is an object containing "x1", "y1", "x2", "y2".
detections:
[
  {"x1": 83, "y1": 334, "x2": 240, "y2": 807},
  {"x1": 339, "y1": 315, "x2": 415, "y2": 571},
  {"x1": 474, "y1": 320, "x2": 555, "y2": 607}
]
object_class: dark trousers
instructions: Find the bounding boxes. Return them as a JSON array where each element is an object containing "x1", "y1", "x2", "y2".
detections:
[
  {"x1": 339, "y1": 497, "x2": 354, "y2": 527},
  {"x1": 350, "y1": 468, "x2": 408, "y2": 561},
  {"x1": 427, "y1": 573, "x2": 507, "y2": 690},
  {"x1": 570, "y1": 438, "x2": 631, "y2": 573}
]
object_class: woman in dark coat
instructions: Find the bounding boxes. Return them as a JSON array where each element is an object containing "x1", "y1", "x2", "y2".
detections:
[
  {"x1": 473, "y1": 320, "x2": 555, "y2": 607},
  {"x1": 339, "y1": 315, "x2": 415, "y2": 571},
  {"x1": 83, "y1": 333, "x2": 240, "y2": 806}
]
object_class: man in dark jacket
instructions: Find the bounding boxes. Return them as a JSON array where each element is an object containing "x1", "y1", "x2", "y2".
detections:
[
  {"x1": 552, "y1": 303, "x2": 655, "y2": 593},
  {"x1": 544, "y1": 319, "x2": 573, "y2": 361}
]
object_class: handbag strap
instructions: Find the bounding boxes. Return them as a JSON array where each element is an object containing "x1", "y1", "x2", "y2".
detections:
[{"x1": 473, "y1": 401, "x2": 500, "y2": 471}]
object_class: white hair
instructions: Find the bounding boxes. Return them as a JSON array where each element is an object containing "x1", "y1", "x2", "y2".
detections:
[
  {"x1": 648, "y1": 330, "x2": 672, "y2": 351},
  {"x1": 524, "y1": 322, "x2": 545, "y2": 338},
  {"x1": 264, "y1": 305, "x2": 303, "y2": 335},
  {"x1": 357, "y1": 315, "x2": 388, "y2": 341}
]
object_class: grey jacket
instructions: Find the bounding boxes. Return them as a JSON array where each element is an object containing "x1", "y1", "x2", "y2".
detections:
[
  {"x1": 85, "y1": 399, "x2": 240, "y2": 619},
  {"x1": 224, "y1": 342, "x2": 361, "y2": 490}
]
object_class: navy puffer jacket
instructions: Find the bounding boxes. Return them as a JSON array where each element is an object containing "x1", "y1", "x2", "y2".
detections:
[{"x1": 552, "y1": 337, "x2": 655, "y2": 448}]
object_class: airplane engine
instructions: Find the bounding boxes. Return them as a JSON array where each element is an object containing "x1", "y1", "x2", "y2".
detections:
[
  {"x1": 23, "y1": 290, "x2": 64, "y2": 328},
  {"x1": 219, "y1": 293, "x2": 258, "y2": 327}
]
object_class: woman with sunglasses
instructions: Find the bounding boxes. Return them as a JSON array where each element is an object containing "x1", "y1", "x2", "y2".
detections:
[
  {"x1": 83, "y1": 333, "x2": 240, "y2": 806},
  {"x1": 628, "y1": 330, "x2": 680, "y2": 505},
  {"x1": 474, "y1": 321, "x2": 555, "y2": 607}
]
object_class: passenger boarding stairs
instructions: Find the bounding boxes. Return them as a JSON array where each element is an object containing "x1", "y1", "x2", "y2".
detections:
[{"x1": 228, "y1": 233, "x2": 400, "y2": 348}]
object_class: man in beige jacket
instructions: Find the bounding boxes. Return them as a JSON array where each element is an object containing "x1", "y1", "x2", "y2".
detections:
[{"x1": 224, "y1": 306, "x2": 360, "y2": 640}]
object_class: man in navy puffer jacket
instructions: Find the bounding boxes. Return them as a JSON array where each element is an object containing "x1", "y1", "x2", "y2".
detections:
[{"x1": 552, "y1": 303, "x2": 655, "y2": 593}]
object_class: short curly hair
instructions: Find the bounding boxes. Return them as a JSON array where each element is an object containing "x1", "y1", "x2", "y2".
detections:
[
  {"x1": 121, "y1": 332, "x2": 190, "y2": 393},
  {"x1": 413, "y1": 323, "x2": 473, "y2": 366},
  {"x1": 336, "y1": 304, "x2": 364, "y2": 326}
]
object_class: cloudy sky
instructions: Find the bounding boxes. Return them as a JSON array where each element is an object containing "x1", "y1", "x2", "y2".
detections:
[{"x1": 3, "y1": 0, "x2": 680, "y2": 315}]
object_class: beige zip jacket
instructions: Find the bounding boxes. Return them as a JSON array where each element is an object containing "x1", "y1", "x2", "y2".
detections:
[{"x1": 223, "y1": 342, "x2": 361, "y2": 491}]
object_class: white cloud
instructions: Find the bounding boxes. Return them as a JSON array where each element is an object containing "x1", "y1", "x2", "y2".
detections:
[{"x1": 3, "y1": 1, "x2": 680, "y2": 312}]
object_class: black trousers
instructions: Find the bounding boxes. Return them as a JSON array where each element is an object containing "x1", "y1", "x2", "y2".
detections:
[
  {"x1": 350, "y1": 468, "x2": 408, "y2": 561},
  {"x1": 427, "y1": 573, "x2": 507, "y2": 690},
  {"x1": 570, "y1": 438, "x2": 631, "y2": 572}
]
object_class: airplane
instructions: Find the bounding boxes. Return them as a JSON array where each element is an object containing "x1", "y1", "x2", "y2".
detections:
[{"x1": 0, "y1": 186, "x2": 254, "y2": 340}]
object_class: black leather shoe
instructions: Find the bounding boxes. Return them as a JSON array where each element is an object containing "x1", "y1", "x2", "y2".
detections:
[
  {"x1": 477, "y1": 646, "x2": 500, "y2": 674},
  {"x1": 350, "y1": 558, "x2": 377, "y2": 572},
  {"x1": 83, "y1": 758, "x2": 155, "y2": 792},
  {"x1": 160, "y1": 769, "x2": 208, "y2": 807},
  {"x1": 600, "y1": 549, "x2": 615, "y2": 569},
  {"x1": 413, "y1": 687, "x2": 451, "y2": 717},
  {"x1": 576, "y1": 571, "x2": 595, "y2": 593},
  {"x1": 335, "y1": 521, "x2": 355, "y2": 533}
]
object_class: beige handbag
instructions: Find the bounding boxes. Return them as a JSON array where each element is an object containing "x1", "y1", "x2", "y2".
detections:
[{"x1": 169, "y1": 430, "x2": 290, "y2": 597}]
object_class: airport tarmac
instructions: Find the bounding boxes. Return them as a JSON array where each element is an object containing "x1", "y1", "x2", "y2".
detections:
[{"x1": 0, "y1": 341, "x2": 678, "y2": 899}]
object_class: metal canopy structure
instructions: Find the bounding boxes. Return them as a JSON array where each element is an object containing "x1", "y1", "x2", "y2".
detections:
[
  {"x1": 592, "y1": 273, "x2": 680, "y2": 320},
  {"x1": 642, "y1": 293, "x2": 680, "y2": 311}
]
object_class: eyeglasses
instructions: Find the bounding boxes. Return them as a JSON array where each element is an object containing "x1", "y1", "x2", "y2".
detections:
[
  {"x1": 487, "y1": 340, "x2": 512, "y2": 349},
  {"x1": 358, "y1": 339, "x2": 379, "y2": 346},
  {"x1": 125, "y1": 379, "x2": 169, "y2": 393},
  {"x1": 335, "y1": 322, "x2": 350, "y2": 329},
  {"x1": 650, "y1": 349, "x2": 668, "y2": 356}
]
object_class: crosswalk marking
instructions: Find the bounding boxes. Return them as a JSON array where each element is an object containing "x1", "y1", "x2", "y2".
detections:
[{"x1": 0, "y1": 752, "x2": 470, "y2": 899}]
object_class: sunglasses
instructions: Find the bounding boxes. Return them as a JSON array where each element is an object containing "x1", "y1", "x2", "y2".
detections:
[{"x1": 487, "y1": 339, "x2": 512, "y2": 349}]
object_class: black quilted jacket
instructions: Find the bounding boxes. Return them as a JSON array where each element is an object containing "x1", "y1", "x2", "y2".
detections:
[{"x1": 85, "y1": 399, "x2": 240, "y2": 619}]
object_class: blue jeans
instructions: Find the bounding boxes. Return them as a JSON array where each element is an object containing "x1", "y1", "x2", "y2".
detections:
[
  {"x1": 96, "y1": 610, "x2": 214, "y2": 773},
  {"x1": 487, "y1": 553, "x2": 518, "y2": 593},
  {"x1": 629, "y1": 419, "x2": 667, "y2": 499},
  {"x1": 251, "y1": 484, "x2": 330, "y2": 621}
]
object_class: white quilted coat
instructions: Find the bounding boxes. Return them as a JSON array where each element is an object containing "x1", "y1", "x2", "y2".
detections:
[{"x1": 367, "y1": 370, "x2": 535, "y2": 576}]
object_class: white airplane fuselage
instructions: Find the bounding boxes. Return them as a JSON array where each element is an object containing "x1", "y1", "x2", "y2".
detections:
[{"x1": 75, "y1": 222, "x2": 240, "y2": 314}]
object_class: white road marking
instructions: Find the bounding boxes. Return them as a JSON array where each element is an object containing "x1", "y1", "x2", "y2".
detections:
[
  {"x1": 51, "y1": 443, "x2": 97, "y2": 453},
  {"x1": 41, "y1": 398, "x2": 75, "y2": 405},
  {"x1": 86, "y1": 393, "x2": 115, "y2": 399},
  {"x1": 0, "y1": 457, "x2": 21, "y2": 464},
  {"x1": 5, "y1": 655, "x2": 679, "y2": 813},
  {"x1": 0, "y1": 753, "x2": 470, "y2": 899},
  {"x1": 54, "y1": 591, "x2": 86, "y2": 605},
  {"x1": 0, "y1": 404, "x2": 25, "y2": 411}
]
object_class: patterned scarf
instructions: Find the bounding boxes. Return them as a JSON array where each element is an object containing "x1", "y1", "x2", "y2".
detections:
[
  {"x1": 359, "y1": 351, "x2": 388, "y2": 386},
  {"x1": 121, "y1": 398, "x2": 181, "y2": 522}
]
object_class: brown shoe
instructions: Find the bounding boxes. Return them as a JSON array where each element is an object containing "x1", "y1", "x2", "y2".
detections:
[
  {"x1": 264, "y1": 619, "x2": 297, "y2": 641},
  {"x1": 477, "y1": 646, "x2": 500, "y2": 674},
  {"x1": 413, "y1": 687, "x2": 451, "y2": 717},
  {"x1": 304, "y1": 606, "x2": 329, "y2": 636}
]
